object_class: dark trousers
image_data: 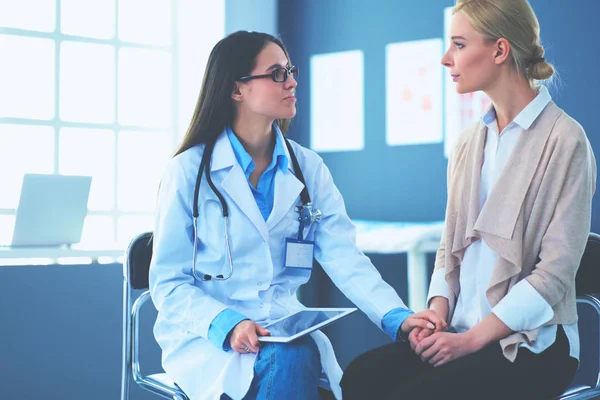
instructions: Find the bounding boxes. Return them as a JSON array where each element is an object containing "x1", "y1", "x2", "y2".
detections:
[{"x1": 341, "y1": 326, "x2": 577, "y2": 400}]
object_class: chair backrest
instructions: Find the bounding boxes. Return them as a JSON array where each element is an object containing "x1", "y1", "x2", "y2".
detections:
[
  {"x1": 127, "y1": 232, "x2": 154, "y2": 290},
  {"x1": 122, "y1": 232, "x2": 189, "y2": 400},
  {"x1": 569, "y1": 296, "x2": 600, "y2": 393},
  {"x1": 563, "y1": 232, "x2": 600, "y2": 397},
  {"x1": 576, "y1": 233, "x2": 600, "y2": 296},
  {"x1": 122, "y1": 231, "x2": 153, "y2": 400}
]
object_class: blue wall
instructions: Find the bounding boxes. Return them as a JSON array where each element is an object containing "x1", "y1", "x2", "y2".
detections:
[
  {"x1": 0, "y1": 264, "x2": 162, "y2": 400},
  {"x1": 225, "y1": 0, "x2": 278, "y2": 36},
  {"x1": 280, "y1": 0, "x2": 450, "y2": 221},
  {"x1": 280, "y1": 0, "x2": 600, "y2": 368},
  {"x1": 279, "y1": 0, "x2": 600, "y2": 226}
]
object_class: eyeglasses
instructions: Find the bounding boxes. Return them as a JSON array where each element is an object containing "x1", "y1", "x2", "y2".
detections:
[{"x1": 238, "y1": 65, "x2": 299, "y2": 83}]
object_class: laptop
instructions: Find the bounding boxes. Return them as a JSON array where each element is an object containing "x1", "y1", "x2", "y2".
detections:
[{"x1": 11, "y1": 174, "x2": 92, "y2": 247}]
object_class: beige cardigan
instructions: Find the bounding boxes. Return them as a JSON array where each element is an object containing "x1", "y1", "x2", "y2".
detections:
[{"x1": 435, "y1": 101, "x2": 596, "y2": 361}]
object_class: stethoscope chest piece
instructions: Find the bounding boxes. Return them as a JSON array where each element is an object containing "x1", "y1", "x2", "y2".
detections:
[{"x1": 296, "y1": 202, "x2": 322, "y2": 227}]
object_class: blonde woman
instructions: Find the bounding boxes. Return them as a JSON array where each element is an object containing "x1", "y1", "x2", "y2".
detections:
[{"x1": 341, "y1": 0, "x2": 596, "y2": 399}]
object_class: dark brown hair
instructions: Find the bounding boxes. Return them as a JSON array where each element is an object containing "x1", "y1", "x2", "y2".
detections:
[{"x1": 173, "y1": 31, "x2": 292, "y2": 158}]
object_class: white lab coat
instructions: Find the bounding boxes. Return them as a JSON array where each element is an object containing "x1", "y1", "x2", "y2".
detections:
[{"x1": 149, "y1": 129, "x2": 407, "y2": 400}]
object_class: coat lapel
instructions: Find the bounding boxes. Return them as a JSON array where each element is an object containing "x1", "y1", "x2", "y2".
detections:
[
  {"x1": 266, "y1": 133, "x2": 304, "y2": 230},
  {"x1": 445, "y1": 122, "x2": 486, "y2": 303},
  {"x1": 448, "y1": 122, "x2": 486, "y2": 258},
  {"x1": 211, "y1": 132, "x2": 269, "y2": 242},
  {"x1": 267, "y1": 165, "x2": 304, "y2": 231},
  {"x1": 474, "y1": 103, "x2": 561, "y2": 266},
  {"x1": 465, "y1": 124, "x2": 486, "y2": 244}
]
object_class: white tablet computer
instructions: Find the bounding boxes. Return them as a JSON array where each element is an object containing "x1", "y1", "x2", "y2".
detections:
[{"x1": 258, "y1": 308, "x2": 357, "y2": 343}]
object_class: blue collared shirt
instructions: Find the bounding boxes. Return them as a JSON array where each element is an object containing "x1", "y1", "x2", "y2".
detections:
[
  {"x1": 227, "y1": 125, "x2": 288, "y2": 221},
  {"x1": 208, "y1": 125, "x2": 289, "y2": 349},
  {"x1": 381, "y1": 308, "x2": 414, "y2": 341}
]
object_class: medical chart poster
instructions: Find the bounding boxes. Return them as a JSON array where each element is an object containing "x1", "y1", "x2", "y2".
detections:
[
  {"x1": 385, "y1": 38, "x2": 443, "y2": 147},
  {"x1": 443, "y1": 6, "x2": 491, "y2": 157},
  {"x1": 310, "y1": 50, "x2": 364, "y2": 152}
]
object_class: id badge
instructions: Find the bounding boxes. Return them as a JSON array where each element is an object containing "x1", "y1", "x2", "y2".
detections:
[{"x1": 283, "y1": 238, "x2": 315, "y2": 269}]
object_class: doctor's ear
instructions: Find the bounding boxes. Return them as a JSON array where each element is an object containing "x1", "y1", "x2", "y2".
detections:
[
  {"x1": 493, "y1": 38, "x2": 511, "y2": 65},
  {"x1": 232, "y1": 84, "x2": 242, "y2": 102}
]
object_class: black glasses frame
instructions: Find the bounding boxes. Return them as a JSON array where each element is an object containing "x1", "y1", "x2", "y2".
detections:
[{"x1": 238, "y1": 65, "x2": 299, "y2": 83}]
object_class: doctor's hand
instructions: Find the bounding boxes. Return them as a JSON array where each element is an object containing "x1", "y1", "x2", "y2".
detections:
[
  {"x1": 415, "y1": 331, "x2": 479, "y2": 367},
  {"x1": 400, "y1": 309, "x2": 447, "y2": 338},
  {"x1": 408, "y1": 308, "x2": 448, "y2": 350},
  {"x1": 230, "y1": 320, "x2": 270, "y2": 354}
]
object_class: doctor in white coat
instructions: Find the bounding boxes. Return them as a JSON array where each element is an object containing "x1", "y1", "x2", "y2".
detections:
[{"x1": 149, "y1": 31, "x2": 445, "y2": 400}]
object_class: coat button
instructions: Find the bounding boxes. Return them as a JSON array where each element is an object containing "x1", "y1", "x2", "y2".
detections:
[{"x1": 257, "y1": 281, "x2": 262, "y2": 286}]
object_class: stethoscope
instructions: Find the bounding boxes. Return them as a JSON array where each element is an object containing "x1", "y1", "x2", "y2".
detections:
[{"x1": 191, "y1": 134, "x2": 322, "y2": 281}]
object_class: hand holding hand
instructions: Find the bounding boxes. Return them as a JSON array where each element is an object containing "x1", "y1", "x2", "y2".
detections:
[
  {"x1": 408, "y1": 327, "x2": 434, "y2": 351},
  {"x1": 415, "y1": 331, "x2": 479, "y2": 367},
  {"x1": 400, "y1": 309, "x2": 448, "y2": 338}
]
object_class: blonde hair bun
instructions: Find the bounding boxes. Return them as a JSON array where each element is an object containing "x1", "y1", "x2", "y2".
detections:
[
  {"x1": 455, "y1": 0, "x2": 555, "y2": 82},
  {"x1": 528, "y1": 45, "x2": 555, "y2": 81}
]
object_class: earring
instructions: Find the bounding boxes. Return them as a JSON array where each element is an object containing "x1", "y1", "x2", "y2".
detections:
[{"x1": 236, "y1": 97, "x2": 241, "y2": 101}]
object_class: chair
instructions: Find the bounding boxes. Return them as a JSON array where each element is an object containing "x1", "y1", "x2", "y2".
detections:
[
  {"x1": 120, "y1": 232, "x2": 338, "y2": 400},
  {"x1": 558, "y1": 232, "x2": 600, "y2": 400},
  {"x1": 121, "y1": 232, "x2": 189, "y2": 400}
]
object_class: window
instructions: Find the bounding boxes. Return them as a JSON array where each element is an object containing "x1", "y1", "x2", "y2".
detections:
[{"x1": 0, "y1": 0, "x2": 225, "y2": 247}]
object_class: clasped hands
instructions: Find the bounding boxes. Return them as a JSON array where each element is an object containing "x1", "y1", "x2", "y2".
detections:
[
  {"x1": 399, "y1": 309, "x2": 480, "y2": 367},
  {"x1": 228, "y1": 307, "x2": 482, "y2": 365}
]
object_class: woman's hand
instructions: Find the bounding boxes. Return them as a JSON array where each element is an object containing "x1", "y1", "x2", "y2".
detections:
[
  {"x1": 408, "y1": 327, "x2": 434, "y2": 351},
  {"x1": 400, "y1": 309, "x2": 447, "y2": 337},
  {"x1": 415, "y1": 331, "x2": 479, "y2": 367},
  {"x1": 415, "y1": 312, "x2": 513, "y2": 367},
  {"x1": 229, "y1": 320, "x2": 270, "y2": 354},
  {"x1": 406, "y1": 297, "x2": 449, "y2": 350}
]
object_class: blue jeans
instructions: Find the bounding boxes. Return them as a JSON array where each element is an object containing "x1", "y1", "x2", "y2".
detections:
[{"x1": 223, "y1": 335, "x2": 322, "y2": 400}]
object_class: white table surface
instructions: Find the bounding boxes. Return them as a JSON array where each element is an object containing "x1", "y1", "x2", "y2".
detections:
[
  {"x1": 353, "y1": 220, "x2": 445, "y2": 310},
  {"x1": 0, "y1": 243, "x2": 125, "y2": 264},
  {"x1": 0, "y1": 220, "x2": 444, "y2": 309}
]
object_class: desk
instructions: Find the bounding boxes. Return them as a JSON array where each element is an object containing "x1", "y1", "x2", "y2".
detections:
[
  {"x1": 0, "y1": 221, "x2": 444, "y2": 308},
  {"x1": 353, "y1": 220, "x2": 445, "y2": 311},
  {"x1": 0, "y1": 244, "x2": 125, "y2": 264}
]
